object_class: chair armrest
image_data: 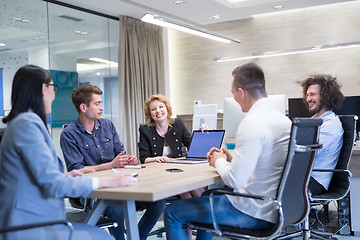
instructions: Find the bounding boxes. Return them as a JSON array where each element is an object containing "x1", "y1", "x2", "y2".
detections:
[
  {"x1": 295, "y1": 144, "x2": 323, "y2": 152},
  {"x1": 0, "y1": 220, "x2": 73, "y2": 240},
  {"x1": 0, "y1": 220, "x2": 72, "y2": 233},
  {"x1": 211, "y1": 188, "x2": 268, "y2": 200},
  {"x1": 312, "y1": 169, "x2": 352, "y2": 176}
]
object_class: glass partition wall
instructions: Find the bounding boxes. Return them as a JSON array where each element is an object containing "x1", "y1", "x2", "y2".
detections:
[{"x1": 0, "y1": 0, "x2": 119, "y2": 161}]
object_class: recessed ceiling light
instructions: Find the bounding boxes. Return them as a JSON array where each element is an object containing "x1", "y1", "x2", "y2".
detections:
[
  {"x1": 173, "y1": 0, "x2": 185, "y2": 5},
  {"x1": 210, "y1": 15, "x2": 222, "y2": 19},
  {"x1": 74, "y1": 30, "x2": 88, "y2": 35},
  {"x1": 13, "y1": 17, "x2": 22, "y2": 21},
  {"x1": 21, "y1": 19, "x2": 30, "y2": 23},
  {"x1": 0, "y1": 43, "x2": 6, "y2": 47},
  {"x1": 273, "y1": 5, "x2": 283, "y2": 9}
]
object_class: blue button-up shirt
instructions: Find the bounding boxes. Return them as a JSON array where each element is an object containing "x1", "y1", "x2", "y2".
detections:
[
  {"x1": 311, "y1": 110, "x2": 343, "y2": 190},
  {"x1": 60, "y1": 118, "x2": 125, "y2": 171}
]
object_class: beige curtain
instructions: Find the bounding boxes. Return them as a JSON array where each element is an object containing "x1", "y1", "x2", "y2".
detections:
[{"x1": 118, "y1": 16, "x2": 164, "y2": 156}]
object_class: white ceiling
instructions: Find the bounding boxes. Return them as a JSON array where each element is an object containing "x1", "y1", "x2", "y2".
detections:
[{"x1": 57, "y1": 0, "x2": 355, "y2": 25}]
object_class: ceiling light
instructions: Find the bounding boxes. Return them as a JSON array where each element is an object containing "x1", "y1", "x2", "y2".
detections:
[
  {"x1": 0, "y1": 43, "x2": 6, "y2": 47},
  {"x1": 273, "y1": 5, "x2": 283, "y2": 9},
  {"x1": 226, "y1": 0, "x2": 249, "y2": 2},
  {"x1": 214, "y1": 41, "x2": 360, "y2": 62},
  {"x1": 74, "y1": 30, "x2": 88, "y2": 35},
  {"x1": 89, "y1": 57, "x2": 118, "y2": 66},
  {"x1": 173, "y1": 0, "x2": 185, "y2": 5},
  {"x1": 210, "y1": 15, "x2": 222, "y2": 19},
  {"x1": 141, "y1": 13, "x2": 240, "y2": 44}
]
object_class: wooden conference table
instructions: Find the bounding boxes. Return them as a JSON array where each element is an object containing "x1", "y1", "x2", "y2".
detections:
[{"x1": 83, "y1": 162, "x2": 221, "y2": 240}]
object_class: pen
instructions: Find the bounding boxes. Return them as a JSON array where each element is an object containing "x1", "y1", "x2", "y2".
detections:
[
  {"x1": 126, "y1": 176, "x2": 139, "y2": 182},
  {"x1": 124, "y1": 165, "x2": 146, "y2": 169}
]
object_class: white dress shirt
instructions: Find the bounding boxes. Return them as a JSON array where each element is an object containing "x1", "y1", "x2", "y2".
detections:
[{"x1": 215, "y1": 98, "x2": 291, "y2": 223}]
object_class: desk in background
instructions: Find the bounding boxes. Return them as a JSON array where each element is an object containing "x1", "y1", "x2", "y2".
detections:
[{"x1": 84, "y1": 162, "x2": 221, "y2": 240}]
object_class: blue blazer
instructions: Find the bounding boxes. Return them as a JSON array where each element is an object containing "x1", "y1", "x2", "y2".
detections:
[{"x1": 0, "y1": 111, "x2": 93, "y2": 239}]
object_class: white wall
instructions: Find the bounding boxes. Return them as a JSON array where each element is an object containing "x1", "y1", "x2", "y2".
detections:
[{"x1": 167, "y1": 1, "x2": 360, "y2": 115}]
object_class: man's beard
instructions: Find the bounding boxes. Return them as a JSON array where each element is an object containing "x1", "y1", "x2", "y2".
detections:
[{"x1": 307, "y1": 101, "x2": 324, "y2": 114}]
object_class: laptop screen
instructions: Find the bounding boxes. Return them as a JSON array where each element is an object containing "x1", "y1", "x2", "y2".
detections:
[{"x1": 187, "y1": 130, "x2": 225, "y2": 158}]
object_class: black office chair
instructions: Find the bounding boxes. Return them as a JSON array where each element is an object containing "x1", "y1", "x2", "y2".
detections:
[
  {"x1": 307, "y1": 115, "x2": 358, "y2": 239},
  {"x1": 0, "y1": 220, "x2": 73, "y2": 240},
  {"x1": 189, "y1": 118, "x2": 323, "y2": 239}
]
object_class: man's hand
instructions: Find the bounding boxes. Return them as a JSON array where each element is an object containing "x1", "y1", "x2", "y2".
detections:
[
  {"x1": 206, "y1": 147, "x2": 221, "y2": 160},
  {"x1": 127, "y1": 155, "x2": 139, "y2": 165},
  {"x1": 221, "y1": 148, "x2": 233, "y2": 163},
  {"x1": 110, "y1": 151, "x2": 129, "y2": 168},
  {"x1": 207, "y1": 147, "x2": 230, "y2": 167},
  {"x1": 66, "y1": 168, "x2": 95, "y2": 177}
]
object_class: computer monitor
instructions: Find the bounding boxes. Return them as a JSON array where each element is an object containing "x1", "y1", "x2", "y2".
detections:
[
  {"x1": 223, "y1": 98, "x2": 246, "y2": 143},
  {"x1": 268, "y1": 94, "x2": 286, "y2": 115},
  {"x1": 336, "y1": 96, "x2": 360, "y2": 135},
  {"x1": 288, "y1": 98, "x2": 312, "y2": 120},
  {"x1": 192, "y1": 104, "x2": 217, "y2": 131},
  {"x1": 288, "y1": 96, "x2": 360, "y2": 135}
]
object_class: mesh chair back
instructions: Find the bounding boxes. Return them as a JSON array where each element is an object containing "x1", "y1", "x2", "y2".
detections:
[
  {"x1": 313, "y1": 115, "x2": 357, "y2": 199},
  {"x1": 277, "y1": 118, "x2": 322, "y2": 227}
]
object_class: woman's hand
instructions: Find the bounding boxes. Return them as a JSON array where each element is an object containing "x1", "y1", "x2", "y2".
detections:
[
  {"x1": 199, "y1": 124, "x2": 208, "y2": 131},
  {"x1": 66, "y1": 168, "x2": 95, "y2": 177},
  {"x1": 145, "y1": 156, "x2": 171, "y2": 163},
  {"x1": 98, "y1": 172, "x2": 138, "y2": 188},
  {"x1": 155, "y1": 156, "x2": 170, "y2": 163}
]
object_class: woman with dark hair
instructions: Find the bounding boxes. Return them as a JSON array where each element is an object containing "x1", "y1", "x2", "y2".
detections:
[{"x1": 0, "y1": 65, "x2": 137, "y2": 240}]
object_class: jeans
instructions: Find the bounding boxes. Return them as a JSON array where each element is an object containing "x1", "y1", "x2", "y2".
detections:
[
  {"x1": 105, "y1": 200, "x2": 166, "y2": 240},
  {"x1": 71, "y1": 222, "x2": 115, "y2": 240},
  {"x1": 164, "y1": 195, "x2": 274, "y2": 240},
  {"x1": 308, "y1": 177, "x2": 326, "y2": 195}
]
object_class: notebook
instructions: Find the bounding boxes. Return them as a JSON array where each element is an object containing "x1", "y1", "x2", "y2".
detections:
[{"x1": 167, "y1": 129, "x2": 225, "y2": 164}]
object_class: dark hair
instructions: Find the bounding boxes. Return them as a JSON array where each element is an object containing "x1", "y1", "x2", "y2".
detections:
[
  {"x1": 71, "y1": 85, "x2": 103, "y2": 113},
  {"x1": 232, "y1": 62, "x2": 267, "y2": 98},
  {"x1": 3, "y1": 65, "x2": 52, "y2": 126},
  {"x1": 299, "y1": 74, "x2": 345, "y2": 111}
]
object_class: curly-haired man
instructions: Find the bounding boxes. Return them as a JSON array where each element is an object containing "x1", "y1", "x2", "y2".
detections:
[{"x1": 299, "y1": 74, "x2": 345, "y2": 194}]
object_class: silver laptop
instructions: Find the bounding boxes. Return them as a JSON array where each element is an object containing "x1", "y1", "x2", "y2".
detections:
[{"x1": 167, "y1": 130, "x2": 225, "y2": 164}]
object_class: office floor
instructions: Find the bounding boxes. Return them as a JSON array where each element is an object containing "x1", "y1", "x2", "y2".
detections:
[{"x1": 65, "y1": 199, "x2": 360, "y2": 240}]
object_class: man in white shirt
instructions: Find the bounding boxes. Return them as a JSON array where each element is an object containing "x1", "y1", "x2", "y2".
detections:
[
  {"x1": 299, "y1": 74, "x2": 344, "y2": 194},
  {"x1": 164, "y1": 62, "x2": 292, "y2": 240}
]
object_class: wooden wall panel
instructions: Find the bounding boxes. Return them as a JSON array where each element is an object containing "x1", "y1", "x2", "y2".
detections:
[{"x1": 167, "y1": 1, "x2": 360, "y2": 116}]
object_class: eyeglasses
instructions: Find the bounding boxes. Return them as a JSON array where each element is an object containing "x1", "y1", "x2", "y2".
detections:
[{"x1": 46, "y1": 83, "x2": 59, "y2": 95}]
